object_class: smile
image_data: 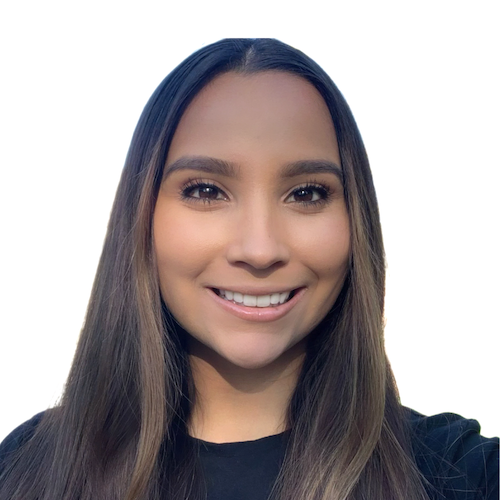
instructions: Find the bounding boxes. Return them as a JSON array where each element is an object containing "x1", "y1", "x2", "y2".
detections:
[
  {"x1": 213, "y1": 289, "x2": 296, "y2": 308},
  {"x1": 208, "y1": 287, "x2": 305, "y2": 322}
]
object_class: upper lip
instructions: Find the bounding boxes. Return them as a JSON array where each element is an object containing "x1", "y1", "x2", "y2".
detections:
[{"x1": 210, "y1": 286, "x2": 302, "y2": 295}]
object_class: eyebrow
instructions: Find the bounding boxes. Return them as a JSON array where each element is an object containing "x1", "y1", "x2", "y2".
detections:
[
  {"x1": 281, "y1": 159, "x2": 343, "y2": 183},
  {"x1": 163, "y1": 156, "x2": 237, "y2": 179},
  {"x1": 163, "y1": 156, "x2": 343, "y2": 183}
]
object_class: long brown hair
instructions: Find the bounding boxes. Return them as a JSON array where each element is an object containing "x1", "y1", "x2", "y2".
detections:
[{"x1": 0, "y1": 39, "x2": 430, "y2": 500}]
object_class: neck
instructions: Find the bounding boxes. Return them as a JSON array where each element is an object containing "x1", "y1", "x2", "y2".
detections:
[{"x1": 188, "y1": 339, "x2": 305, "y2": 443}]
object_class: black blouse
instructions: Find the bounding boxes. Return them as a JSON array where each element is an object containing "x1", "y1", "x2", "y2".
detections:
[{"x1": 1, "y1": 408, "x2": 498, "y2": 499}]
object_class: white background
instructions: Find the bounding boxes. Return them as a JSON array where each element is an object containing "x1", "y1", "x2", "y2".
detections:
[{"x1": 0, "y1": 0, "x2": 498, "y2": 441}]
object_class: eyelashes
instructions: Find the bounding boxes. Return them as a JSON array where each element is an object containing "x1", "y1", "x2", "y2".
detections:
[
  {"x1": 284, "y1": 183, "x2": 330, "y2": 205},
  {"x1": 180, "y1": 180, "x2": 229, "y2": 203},
  {"x1": 180, "y1": 179, "x2": 333, "y2": 207}
]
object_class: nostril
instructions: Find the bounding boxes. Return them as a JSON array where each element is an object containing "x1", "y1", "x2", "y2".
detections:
[{"x1": 225, "y1": 226, "x2": 291, "y2": 271}]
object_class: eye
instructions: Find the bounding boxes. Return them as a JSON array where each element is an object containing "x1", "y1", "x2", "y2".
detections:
[
  {"x1": 285, "y1": 184, "x2": 330, "y2": 205},
  {"x1": 181, "y1": 181, "x2": 228, "y2": 202}
]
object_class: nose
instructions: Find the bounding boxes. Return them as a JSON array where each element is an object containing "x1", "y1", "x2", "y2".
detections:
[{"x1": 225, "y1": 205, "x2": 290, "y2": 271}]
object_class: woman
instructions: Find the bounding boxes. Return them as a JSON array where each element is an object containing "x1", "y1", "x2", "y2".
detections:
[{"x1": 0, "y1": 38, "x2": 497, "y2": 500}]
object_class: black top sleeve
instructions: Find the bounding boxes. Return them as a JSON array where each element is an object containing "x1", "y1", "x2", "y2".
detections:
[
  {"x1": 408, "y1": 409, "x2": 499, "y2": 500},
  {"x1": 0, "y1": 412, "x2": 45, "y2": 477}
]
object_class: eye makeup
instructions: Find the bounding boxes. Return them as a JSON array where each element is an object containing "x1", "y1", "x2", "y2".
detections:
[{"x1": 179, "y1": 177, "x2": 335, "y2": 209}]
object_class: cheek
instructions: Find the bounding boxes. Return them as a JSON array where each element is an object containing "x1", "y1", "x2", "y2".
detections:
[
  {"x1": 153, "y1": 206, "x2": 224, "y2": 281},
  {"x1": 293, "y1": 215, "x2": 350, "y2": 278}
]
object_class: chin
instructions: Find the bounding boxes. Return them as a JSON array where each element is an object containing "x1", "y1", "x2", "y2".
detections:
[
  {"x1": 225, "y1": 353, "x2": 281, "y2": 371},
  {"x1": 216, "y1": 336, "x2": 303, "y2": 371}
]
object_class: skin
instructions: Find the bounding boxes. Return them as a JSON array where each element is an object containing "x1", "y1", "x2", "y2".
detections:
[{"x1": 153, "y1": 71, "x2": 350, "y2": 442}]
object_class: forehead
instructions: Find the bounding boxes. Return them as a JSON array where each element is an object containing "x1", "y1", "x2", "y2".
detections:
[{"x1": 166, "y1": 71, "x2": 339, "y2": 168}]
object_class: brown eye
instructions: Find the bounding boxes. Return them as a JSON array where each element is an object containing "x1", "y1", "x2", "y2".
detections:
[
  {"x1": 182, "y1": 182, "x2": 228, "y2": 202},
  {"x1": 293, "y1": 188, "x2": 318, "y2": 202},
  {"x1": 285, "y1": 184, "x2": 329, "y2": 205},
  {"x1": 197, "y1": 185, "x2": 219, "y2": 199}
]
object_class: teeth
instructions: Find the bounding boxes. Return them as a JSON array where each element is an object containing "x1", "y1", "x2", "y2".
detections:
[
  {"x1": 219, "y1": 289, "x2": 292, "y2": 307},
  {"x1": 243, "y1": 295, "x2": 257, "y2": 307},
  {"x1": 257, "y1": 295, "x2": 271, "y2": 307}
]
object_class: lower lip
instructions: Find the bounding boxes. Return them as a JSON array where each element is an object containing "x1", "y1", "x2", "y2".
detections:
[{"x1": 208, "y1": 288, "x2": 306, "y2": 322}]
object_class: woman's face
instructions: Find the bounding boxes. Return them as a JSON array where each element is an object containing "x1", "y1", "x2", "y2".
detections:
[{"x1": 154, "y1": 71, "x2": 350, "y2": 370}]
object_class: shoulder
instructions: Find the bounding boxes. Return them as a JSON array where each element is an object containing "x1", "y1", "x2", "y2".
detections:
[
  {"x1": 0, "y1": 412, "x2": 46, "y2": 475},
  {"x1": 405, "y1": 407, "x2": 499, "y2": 500}
]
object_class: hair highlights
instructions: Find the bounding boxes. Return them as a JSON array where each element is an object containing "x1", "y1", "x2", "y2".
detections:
[{"x1": 0, "y1": 39, "x2": 429, "y2": 500}]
